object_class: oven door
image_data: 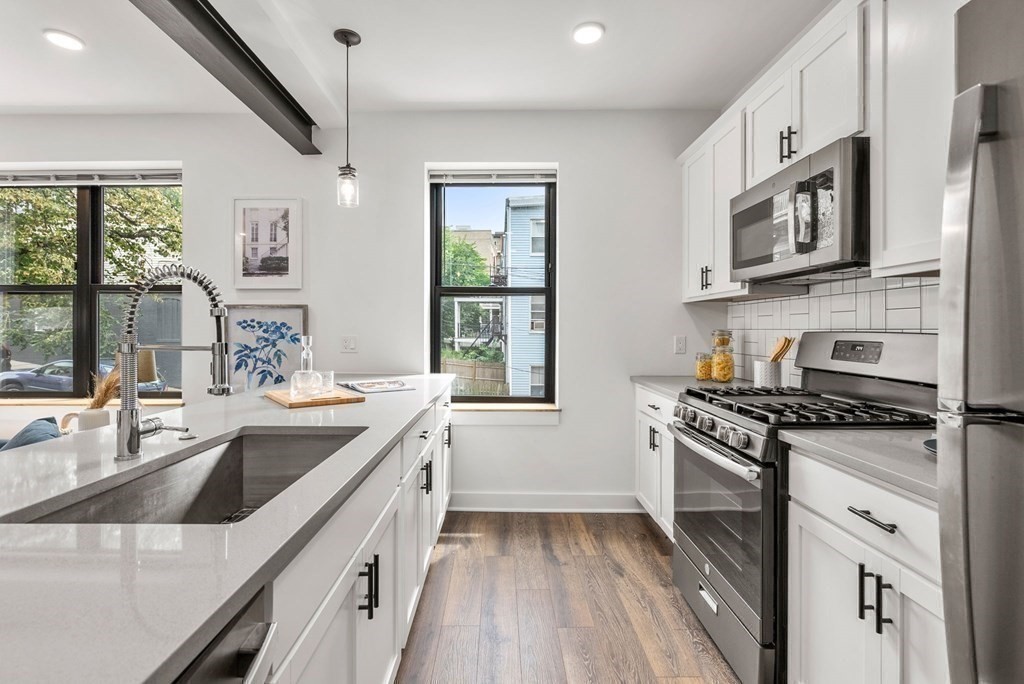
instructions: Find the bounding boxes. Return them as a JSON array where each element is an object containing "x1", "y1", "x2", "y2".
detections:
[{"x1": 668, "y1": 420, "x2": 775, "y2": 644}]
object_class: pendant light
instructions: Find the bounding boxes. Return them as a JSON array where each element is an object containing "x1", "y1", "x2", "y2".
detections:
[{"x1": 334, "y1": 28, "x2": 361, "y2": 207}]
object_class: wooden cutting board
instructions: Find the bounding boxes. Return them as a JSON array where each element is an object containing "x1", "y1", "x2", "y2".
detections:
[{"x1": 264, "y1": 387, "x2": 366, "y2": 409}]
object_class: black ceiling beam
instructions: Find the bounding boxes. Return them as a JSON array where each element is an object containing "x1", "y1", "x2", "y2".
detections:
[{"x1": 131, "y1": 0, "x2": 321, "y2": 155}]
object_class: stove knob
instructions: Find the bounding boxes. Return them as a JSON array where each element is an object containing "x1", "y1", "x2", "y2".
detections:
[
  {"x1": 728, "y1": 430, "x2": 750, "y2": 449},
  {"x1": 716, "y1": 425, "x2": 733, "y2": 442},
  {"x1": 698, "y1": 416, "x2": 715, "y2": 432},
  {"x1": 683, "y1": 408, "x2": 697, "y2": 423}
]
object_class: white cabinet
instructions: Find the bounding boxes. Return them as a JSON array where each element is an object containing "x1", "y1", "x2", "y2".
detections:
[
  {"x1": 356, "y1": 499, "x2": 400, "y2": 684},
  {"x1": 746, "y1": 9, "x2": 863, "y2": 188},
  {"x1": 745, "y1": 72, "x2": 794, "y2": 186},
  {"x1": 868, "y1": 0, "x2": 956, "y2": 276},
  {"x1": 634, "y1": 386, "x2": 674, "y2": 539},
  {"x1": 397, "y1": 452, "x2": 426, "y2": 646},
  {"x1": 682, "y1": 114, "x2": 749, "y2": 301},
  {"x1": 787, "y1": 450, "x2": 949, "y2": 684}
]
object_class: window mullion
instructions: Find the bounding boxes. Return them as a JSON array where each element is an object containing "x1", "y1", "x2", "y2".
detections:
[{"x1": 72, "y1": 187, "x2": 94, "y2": 397}]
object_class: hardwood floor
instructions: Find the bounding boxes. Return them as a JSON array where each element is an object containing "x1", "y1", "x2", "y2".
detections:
[{"x1": 396, "y1": 512, "x2": 741, "y2": 684}]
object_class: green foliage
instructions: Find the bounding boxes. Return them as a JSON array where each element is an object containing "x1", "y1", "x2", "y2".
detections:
[
  {"x1": 0, "y1": 187, "x2": 183, "y2": 363},
  {"x1": 259, "y1": 256, "x2": 289, "y2": 273},
  {"x1": 442, "y1": 229, "x2": 490, "y2": 287},
  {"x1": 442, "y1": 345, "x2": 505, "y2": 363}
]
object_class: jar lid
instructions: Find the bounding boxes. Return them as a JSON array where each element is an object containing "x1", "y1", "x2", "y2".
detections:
[
  {"x1": 711, "y1": 329, "x2": 732, "y2": 336},
  {"x1": 714, "y1": 346, "x2": 734, "y2": 352}
]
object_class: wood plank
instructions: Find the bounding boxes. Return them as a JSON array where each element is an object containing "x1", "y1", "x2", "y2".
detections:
[
  {"x1": 598, "y1": 553, "x2": 701, "y2": 677},
  {"x1": 685, "y1": 627, "x2": 742, "y2": 684},
  {"x1": 578, "y1": 554, "x2": 659, "y2": 682},
  {"x1": 395, "y1": 549, "x2": 456, "y2": 684},
  {"x1": 431, "y1": 626, "x2": 480, "y2": 684},
  {"x1": 476, "y1": 556, "x2": 521, "y2": 684},
  {"x1": 565, "y1": 513, "x2": 601, "y2": 556},
  {"x1": 442, "y1": 557, "x2": 484, "y2": 626},
  {"x1": 544, "y1": 543, "x2": 594, "y2": 628},
  {"x1": 517, "y1": 591, "x2": 567, "y2": 683},
  {"x1": 558, "y1": 627, "x2": 606, "y2": 684},
  {"x1": 513, "y1": 513, "x2": 550, "y2": 592}
]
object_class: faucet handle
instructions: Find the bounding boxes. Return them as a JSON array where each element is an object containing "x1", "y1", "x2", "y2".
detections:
[{"x1": 139, "y1": 416, "x2": 189, "y2": 438}]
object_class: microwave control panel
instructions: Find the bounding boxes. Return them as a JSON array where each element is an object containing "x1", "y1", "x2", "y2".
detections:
[{"x1": 831, "y1": 340, "x2": 883, "y2": 364}]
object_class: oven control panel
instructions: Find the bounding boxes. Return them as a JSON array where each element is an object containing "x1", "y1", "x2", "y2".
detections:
[
  {"x1": 831, "y1": 340, "x2": 883, "y2": 364},
  {"x1": 673, "y1": 403, "x2": 764, "y2": 461}
]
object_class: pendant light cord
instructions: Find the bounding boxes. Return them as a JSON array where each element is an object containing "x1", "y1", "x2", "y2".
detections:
[{"x1": 345, "y1": 43, "x2": 350, "y2": 166}]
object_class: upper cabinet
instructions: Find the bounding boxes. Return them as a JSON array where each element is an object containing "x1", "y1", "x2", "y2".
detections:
[
  {"x1": 745, "y1": 8, "x2": 864, "y2": 188},
  {"x1": 868, "y1": 0, "x2": 956, "y2": 276},
  {"x1": 680, "y1": 0, "x2": 959, "y2": 299}
]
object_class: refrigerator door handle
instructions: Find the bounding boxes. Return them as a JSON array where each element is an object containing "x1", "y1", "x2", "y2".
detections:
[{"x1": 937, "y1": 84, "x2": 998, "y2": 414}]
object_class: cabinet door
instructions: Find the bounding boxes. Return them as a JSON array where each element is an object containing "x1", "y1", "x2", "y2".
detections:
[
  {"x1": 683, "y1": 147, "x2": 713, "y2": 299},
  {"x1": 655, "y1": 422, "x2": 674, "y2": 539},
  {"x1": 356, "y1": 497, "x2": 400, "y2": 684},
  {"x1": 441, "y1": 421, "x2": 452, "y2": 509},
  {"x1": 792, "y1": 9, "x2": 864, "y2": 158},
  {"x1": 419, "y1": 453, "x2": 433, "y2": 582},
  {"x1": 868, "y1": 0, "x2": 955, "y2": 275},
  {"x1": 431, "y1": 436, "x2": 445, "y2": 542},
  {"x1": 745, "y1": 72, "x2": 793, "y2": 186},
  {"x1": 877, "y1": 558, "x2": 950, "y2": 684},
  {"x1": 788, "y1": 502, "x2": 875, "y2": 684},
  {"x1": 635, "y1": 414, "x2": 658, "y2": 520},
  {"x1": 288, "y1": 558, "x2": 362, "y2": 684},
  {"x1": 398, "y1": 456, "x2": 424, "y2": 646},
  {"x1": 709, "y1": 114, "x2": 745, "y2": 295}
]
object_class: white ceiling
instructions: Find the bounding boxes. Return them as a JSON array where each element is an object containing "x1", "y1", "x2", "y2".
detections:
[
  {"x1": 214, "y1": 0, "x2": 835, "y2": 126},
  {"x1": 0, "y1": 0, "x2": 245, "y2": 114},
  {"x1": 1, "y1": 0, "x2": 834, "y2": 124}
]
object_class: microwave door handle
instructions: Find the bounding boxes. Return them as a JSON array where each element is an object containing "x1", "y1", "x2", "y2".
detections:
[
  {"x1": 787, "y1": 182, "x2": 799, "y2": 254},
  {"x1": 938, "y1": 83, "x2": 998, "y2": 414},
  {"x1": 667, "y1": 421, "x2": 762, "y2": 488}
]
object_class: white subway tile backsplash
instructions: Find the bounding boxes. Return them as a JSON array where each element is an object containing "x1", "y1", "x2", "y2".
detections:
[
  {"x1": 886, "y1": 286, "x2": 921, "y2": 310},
  {"x1": 727, "y1": 275, "x2": 938, "y2": 380}
]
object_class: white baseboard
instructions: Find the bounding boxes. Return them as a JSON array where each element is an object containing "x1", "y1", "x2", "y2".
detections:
[{"x1": 449, "y1": 491, "x2": 643, "y2": 513}]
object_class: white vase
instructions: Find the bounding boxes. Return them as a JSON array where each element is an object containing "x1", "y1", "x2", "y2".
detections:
[{"x1": 61, "y1": 408, "x2": 111, "y2": 432}]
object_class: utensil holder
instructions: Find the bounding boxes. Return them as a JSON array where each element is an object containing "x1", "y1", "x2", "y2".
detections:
[{"x1": 754, "y1": 361, "x2": 782, "y2": 388}]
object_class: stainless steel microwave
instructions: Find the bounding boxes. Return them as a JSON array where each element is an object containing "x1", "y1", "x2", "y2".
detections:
[{"x1": 730, "y1": 136, "x2": 869, "y2": 283}]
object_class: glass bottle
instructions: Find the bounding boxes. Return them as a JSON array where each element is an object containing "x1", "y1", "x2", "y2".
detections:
[
  {"x1": 695, "y1": 352, "x2": 713, "y2": 381},
  {"x1": 300, "y1": 335, "x2": 313, "y2": 372},
  {"x1": 712, "y1": 345, "x2": 735, "y2": 383}
]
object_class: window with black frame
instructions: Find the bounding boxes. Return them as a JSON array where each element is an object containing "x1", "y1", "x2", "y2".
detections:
[
  {"x1": 0, "y1": 181, "x2": 183, "y2": 398},
  {"x1": 429, "y1": 175, "x2": 556, "y2": 403}
]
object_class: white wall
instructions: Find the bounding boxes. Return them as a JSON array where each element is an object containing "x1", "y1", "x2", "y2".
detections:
[{"x1": 0, "y1": 109, "x2": 725, "y2": 509}]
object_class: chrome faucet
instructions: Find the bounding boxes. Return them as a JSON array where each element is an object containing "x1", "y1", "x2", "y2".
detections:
[{"x1": 116, "y1": 265, "x2": 233, "y2": 461}]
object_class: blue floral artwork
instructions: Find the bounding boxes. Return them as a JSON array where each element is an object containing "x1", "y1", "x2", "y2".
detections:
[{"x1": 232, "y1": 318, "x2": 302, "y2": 390}]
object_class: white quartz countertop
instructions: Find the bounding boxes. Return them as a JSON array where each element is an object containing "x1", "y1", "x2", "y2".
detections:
[
  {"x1": 630, "y1": 375, "x2": 754, "y2": 400},
  {"x1": 0, "y1": 374, "x2": 453, "y2": 683}
]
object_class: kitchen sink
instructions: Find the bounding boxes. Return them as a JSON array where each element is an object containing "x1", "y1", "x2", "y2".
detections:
[{"x1": 28, "y1": 428, "x2": 367, "y2": 525}]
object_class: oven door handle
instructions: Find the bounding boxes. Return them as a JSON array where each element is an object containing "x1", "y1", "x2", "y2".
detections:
[{"x1": 668, "y1": 421, "x2": 762, "y2": 488}]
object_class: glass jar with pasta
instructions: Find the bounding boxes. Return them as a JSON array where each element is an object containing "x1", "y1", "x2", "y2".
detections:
[
  {"x1": 712, "y1": 346, "x2": 735, "y2": 383},
  {"x1": 695, "y1": 352, "x2": 713, "y2": 381},
  {"x1": 711, "y1": 329, "x2": 733, "y2": 348}
]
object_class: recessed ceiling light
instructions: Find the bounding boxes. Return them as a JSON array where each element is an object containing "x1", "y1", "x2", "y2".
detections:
[
  {"x1": 572, "y1": 22, "x2": 604, "y2": 45},
  {"x1": 43, "y1": 29, "x2": 85, "y2": 51}
]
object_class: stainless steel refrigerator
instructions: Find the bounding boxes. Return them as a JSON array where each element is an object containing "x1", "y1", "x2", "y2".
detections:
[{"x1": 938, "y1": 0, "x2": 1024, "y2": 681}]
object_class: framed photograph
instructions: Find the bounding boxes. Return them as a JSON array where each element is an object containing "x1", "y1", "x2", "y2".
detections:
[
  {"x1": 225, "y1": 304, "x2": 309, "y2": 391},
  {"x1": 233, "y1": 198, "x2": 302, "y2": 289}
]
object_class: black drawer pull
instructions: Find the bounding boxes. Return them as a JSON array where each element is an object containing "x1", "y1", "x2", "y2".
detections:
[
  {"x1": 358, "y1": 559, "x2": 375, "y2": 619},
  {"x1": 847, "y1": 506, "x2": 898, "y2": 534},
  {"x1": 647, "y1": 403, "x2": 660, "y2": 411},
  {"x1": 785, "y1": 125, "x2": 798, "y2": 159},
  {"x1": 874, "y1": 574, "x2": 893, "y2": 634},
  {"x1": 779, "y1": 129, "x2": 786, "y2": 164},
  {"x1": 857, "y1": 563, "x2": 875, "y2": 620}
]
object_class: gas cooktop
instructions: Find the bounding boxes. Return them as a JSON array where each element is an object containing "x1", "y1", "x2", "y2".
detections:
[{"x1": 683, "y1": 385, "x2": 935, "y2": 427}]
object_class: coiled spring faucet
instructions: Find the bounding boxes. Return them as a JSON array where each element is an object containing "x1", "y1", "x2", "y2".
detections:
[{"x1": 116, "y1": 265, "x2": 233, "y2": 461}]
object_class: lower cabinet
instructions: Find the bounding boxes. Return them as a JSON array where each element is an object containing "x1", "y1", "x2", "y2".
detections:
[
  {"x1": 267, "y1": 396, "x2": 452, "y2": 684},
  {"x1": 634, "y1": 387, "x2": 675, "y2": 540},
  {"x1": 788, "y1": 496, "x2": 948, "y2": 683}
]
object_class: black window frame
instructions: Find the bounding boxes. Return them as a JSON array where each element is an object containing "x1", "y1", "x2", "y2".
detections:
[
  {"x1": 429, "y1": 181, "x2": 556, "y2": 404},
  {"x1": 0, "y1": 185, "x2": 182, "y2": 400}
]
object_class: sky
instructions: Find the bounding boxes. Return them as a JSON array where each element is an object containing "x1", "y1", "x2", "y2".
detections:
[{"x1": 444, "y1": 185, "x2": 544, "y2": 233}]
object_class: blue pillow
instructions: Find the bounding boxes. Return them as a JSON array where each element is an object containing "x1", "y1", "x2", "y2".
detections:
[{"x1": 0, "y1": 417, "x2": 60, "y2": 452}]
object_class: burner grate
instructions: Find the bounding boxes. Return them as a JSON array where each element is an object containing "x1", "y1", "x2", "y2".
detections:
[{"x1": 735, "y1": 400, "x2": 934, "y2": 426}]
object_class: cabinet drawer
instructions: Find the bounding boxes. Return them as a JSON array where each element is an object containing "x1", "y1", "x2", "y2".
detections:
[
  {"x1": 402, "y1": 408, "x2": 435, "y2": 473},
  {"x1": 272, "y1": 444, "x2": 401, "y2": 663},
  {"x1": 435, "y1": 390, "x2": 452, "y2": 430},
  {"x1": 789, "y1": 450, "x2": 940, "y2": 582},
  {"x1": 636, "y1": 386, "x2": 673, "y2": 424}
]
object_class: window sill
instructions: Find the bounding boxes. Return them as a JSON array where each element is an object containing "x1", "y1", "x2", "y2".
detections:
[
  {"x1": 452, "y1": 403, "x2": 560, "y2": 426},
  {"x1": 0, "y1": 398, "x2": 184, "y2": 408}
]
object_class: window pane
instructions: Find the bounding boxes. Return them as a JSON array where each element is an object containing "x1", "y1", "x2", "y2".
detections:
[
  {"x1": 0, "y1": 188, "x2": 78, "y2": 285},
  {"x1": 530, "y1": 365, "x2": 545, "y2": 397},
  {"x1": 103, "y1": 186, "x2": 183, "y2": 283},
  {"x1": 0, "y1": 293, "x2": 74, "y2": 391},
  {"x1": 530, "y1": 219, "x2": 545, "y2": 255},
  {"x1": 98, "y1": 292, "x2": 182, "y2": 393},
  {"x1": 439, "y1": 185, "x2": 546, "y2": 287},
  {"x1": 439, "y1": 294, "x2": 547, "y2": 398}
]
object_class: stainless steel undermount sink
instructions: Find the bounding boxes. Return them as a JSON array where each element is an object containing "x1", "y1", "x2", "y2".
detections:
[{"x1": 27, "y1": 428, "x2": 367, "y2": 525}]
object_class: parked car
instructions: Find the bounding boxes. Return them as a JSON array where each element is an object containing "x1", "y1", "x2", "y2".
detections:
[{"x1": 0, "y1": 360, "x2": 167, "y2": 392}]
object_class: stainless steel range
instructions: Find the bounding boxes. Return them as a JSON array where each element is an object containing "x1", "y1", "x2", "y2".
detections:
[{"x1": 669, "y1": 331, "x2": 937, "y2": 684}]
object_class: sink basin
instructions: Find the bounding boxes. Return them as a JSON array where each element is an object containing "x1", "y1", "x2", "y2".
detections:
[{"x1": 30, "y1": 428, "x2": 367, "y2": 525}]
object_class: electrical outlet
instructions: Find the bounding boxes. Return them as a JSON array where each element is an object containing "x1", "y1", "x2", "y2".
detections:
[
  {"x1": 674, "y1": 335, "x2": 687, "y2": 355},
  {"x1": 341, "y1": 336, "x2": 358, "y2": 353}
]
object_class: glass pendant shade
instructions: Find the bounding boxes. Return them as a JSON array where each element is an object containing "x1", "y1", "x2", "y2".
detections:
[{"x1": 337, "y1": 165, "x2": 359, "y2": 207}]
